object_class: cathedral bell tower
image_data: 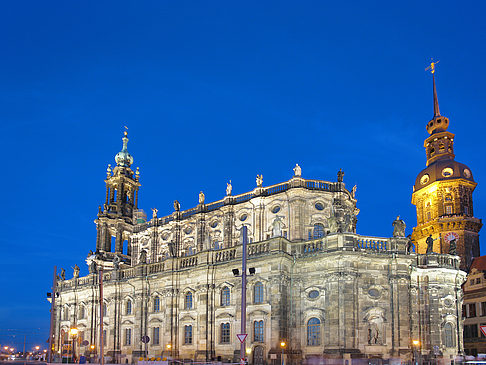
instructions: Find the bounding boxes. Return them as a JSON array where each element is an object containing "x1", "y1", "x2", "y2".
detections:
[
  {"x1": 411, "y1": 63, "x2": 482, "y2": 269},
  {"x1": 94, "y1": 130, "x2": 141, "y2": 263}
]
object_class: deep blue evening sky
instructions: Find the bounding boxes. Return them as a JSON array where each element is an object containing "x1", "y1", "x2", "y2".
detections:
[{"x1": 1, "y1": 1, "x2": 485, "y2": 349}]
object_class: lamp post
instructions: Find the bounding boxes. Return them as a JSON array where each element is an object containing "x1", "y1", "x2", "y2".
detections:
[
  {"x1": 69, "y1": 327, "x2": 78, "y2": 363},
  {"x1": 412, "y1": 340, "x2": 420, "y2": 365},
  {"x1": 280, "y1": 341, "x2": 286, "y2": 365}
]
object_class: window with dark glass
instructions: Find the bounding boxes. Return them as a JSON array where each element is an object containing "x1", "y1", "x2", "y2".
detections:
[
  {"x1": 481, "y1": 302, "x2": 486, "y2": 317},
  {"x1": 154, "y1": 297, "x2": 160, "y2": 312},
  {"x1": 307, "y1": 318, "x2": 320, "y2": 346},
  {"x1": 221, "y1": 323, "x2": 230, "y2": 343},
  {"x1": 254, "y1": 282, "x2": 264, "y2": 304},
  {"x1": 125, "y1": 328, "x2": 132, "y2": 345},
  {"x1": 185, "y1": 292, "x2": 193, "y2": 310},
  {"x1": 184, "y1": 325, "x2": 192, "y2": 344},
  {"x1": 313, "y1": 223, "x2": 325, "y2": 239},
  {"x1": 469, "y1": 303, "x2": 477, "y2": 317},
  {"x1": 221, "y1": 287, "x2": 230, "y2": 307},
  {"x1": 254, "y1": 320, "x2": 264, "y2": 342},
  {"x1": 153, "y1": 327, "x2": 160, "y2": 345},
  {"x1": 126, "y1": 300, "x2": 132, "y2": 315},
  {"x1": 444, "y1": 323, "x2": 454, "y2": 347}
]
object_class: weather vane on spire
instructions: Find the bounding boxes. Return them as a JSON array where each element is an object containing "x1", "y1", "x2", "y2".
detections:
[
  {"x1": 124, "y1": 125, "x2": 128, "y2": 136},
  {"x1": 425, "y1": 59, "x2": 439, "y2": 74}
]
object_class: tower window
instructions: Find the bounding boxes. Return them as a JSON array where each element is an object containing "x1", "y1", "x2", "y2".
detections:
[
  {"x1": 465, "y1": 206, "x2": 469, "y2": 215},
  {"x1": 445, "y1": 206, "x2": 453, "y2": 215}
]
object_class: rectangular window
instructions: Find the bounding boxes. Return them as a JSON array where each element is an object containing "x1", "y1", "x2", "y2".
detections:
[
  {"x1": 153, "y1": 327, "x2": 160, "y2": 345},
  {"x1": 221, "y1": 323, "x2": 230, "y2": 343},
  {"x1": 465, "y1": 206, "x2": 469, "y2": 215},
  {"x1": 481, "y1": 302, "x2": 486, "y2": 317},
  {"x1": 469, "y1": 303, "x2": 477, "y2": 318},
  {"x1": 184, "y1": 325, "x2": 192, "y2": 345},
  {"x1": 477, "y1": 278, "x2": 482, "y2": 285},
  {"x1": 445, "y1": 205, "x2": 452, "y2": 215},
  {"x1": 154, "y1": 297, "x2": 160, "y2": 312},
  {"x1": 125, "y1": 328, "x2": 131, "y2": 346},
  {"x1": 462, "y1": 305, "x2": 467, "y2": 318}
]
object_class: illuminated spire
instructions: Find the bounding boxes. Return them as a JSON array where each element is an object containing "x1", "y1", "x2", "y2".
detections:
[{"x1": 432, "y1": 72, "x2": 440, "y2": 118}]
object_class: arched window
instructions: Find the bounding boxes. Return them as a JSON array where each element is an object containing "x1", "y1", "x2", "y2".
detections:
[
  {"x1": 213, "y1": 241, "x2": 221, "y2": 250},
  {"x1": 63, "y1": 307, "x2": 69, "y2": 321},
  {"x1": 184, "y1": 325, "x2": 192, "y2": 344},
  {"x1": 254, "y1": 282, "x2": 264, "y2": 304},
  {"x1": 221, "y1": 323, "x2": 230, "y2": 343},
  {"x1": 79, "y1": 306, "x2": 85, "y2": 319},
  {"x1": 444, "y1": 322, "x2": 454, "y2": 348},
  {"x1": 221, "y1": 287, "x2": 230, "y2": 307},
  {"x1": 185, "y1": 247, "x2": 194, "y2": 256},
  {"x1": 153, "y1": 297, "x2": 160, "y2": 312},
  {"x1": 307, "y1": 318, "x2": 321, "y2": 346},
  {"x1": 126, "y1": 300, "x2": 132, "y2": 315},
  {"x1": 254, "y1": 320, "x2": 264, "y2": 342},
  {"x1": 184, "y1": 292, "x2": 193, "y2": 310},
  {"x1": 313, "y1": 223, "x2": 325, "y2": 239}
]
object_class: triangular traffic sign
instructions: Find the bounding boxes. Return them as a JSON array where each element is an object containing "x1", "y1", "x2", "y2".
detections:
[
  {"x1": 480, "y1": 325, "x2": 486, "y2": 337},
  {"x1": 237, "y1": 334, "x2": 248, "y2": 343}
]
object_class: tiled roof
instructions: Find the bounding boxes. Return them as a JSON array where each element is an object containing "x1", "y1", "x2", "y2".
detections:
[{"x1": 470, "y1": 256, "x2": 486, "y2": 272}]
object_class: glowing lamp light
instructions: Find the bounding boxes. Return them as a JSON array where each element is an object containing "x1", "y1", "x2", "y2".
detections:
[
  {"x1": 69, "y1": 328, "x2": 78, "y2": 336},
  {"x1": 35, "y1": 346, "x2": 40, "y2": 350},
  {"x1": 280, "y1": 341, "x2": 286, "y2": 348},
  {"x1": 246, "y1": 348, "x2": 252, "y2": 355},
  {"x1": 412, "y1": 340, "x2": 420, "y2": 346},
  {"x1": 166, "y1": 344, "x2": 172, "y2": 349},
  {"x1": 90, "y1": 345, "x2": 95, "y2": 350}
]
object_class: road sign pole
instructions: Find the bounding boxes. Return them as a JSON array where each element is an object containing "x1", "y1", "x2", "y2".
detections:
[{"x1": 240, "y1": 226, "x2": 248, "y2": 365}]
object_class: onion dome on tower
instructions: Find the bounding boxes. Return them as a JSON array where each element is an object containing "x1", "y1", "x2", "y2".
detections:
[{"x1": 115, "y1": 130, "x2": 134, "y2": 167}]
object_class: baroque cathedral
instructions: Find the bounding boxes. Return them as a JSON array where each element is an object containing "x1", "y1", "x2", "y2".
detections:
[{"x1": 50, "y1": 70, "x2": 480, "y2": 364}]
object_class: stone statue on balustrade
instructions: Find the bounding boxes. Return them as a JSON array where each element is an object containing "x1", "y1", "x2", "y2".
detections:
[
  {"x1": 293, "y1": 164, "x2": 301, "y2": 177},
  {"x1": 60, "y1": 268, "x2": 66, "y2": 281},
  {"x1": 152, "y1": 208, "x2": 158, "y2": 219},
  {"x1": 426, "y1": 234, "x2": 436, "y2": 254},
  {"x1": 168, "y1": 242, "x2": 176, "y2": 257},
  {"x1": 89, "y1": 261, "x2": 97, "y2": 274},
  {"x1": 406, "y1": 234, "x2": 414, "y2": 255},
  {"x1": 139, "y1": 249, "x2": 147, "y2": 264},
  {"x1": 256, "y1": 174, "x2": 263, "y2": 187},
  {"x1": 113, "y1": 254, "x2": 121, "y2": 270},
  {"x1": 73, "y1": 264, "x2": 80, "y2": 279},
  {"x1": 351, "y1": 185, "x2": 357, "y2": 198},
  {"x1": 199, "y1": 191, "x2": 205, "y2": 205},
  {"x1": 173, "y1": 200, "x2": 180, "y2": 212},
  {"x1": 448, "y1": 238, "x2": 457, "y2": 255},
  {"x1": 226, "y1": 180, "x2": 232, "y2": 196},
  {"x1": 392, "y1": 216, "x2": 406, "y2": 238},
  {"x1": 337, "y1": 168, "x2": 344, "y2": 183}
]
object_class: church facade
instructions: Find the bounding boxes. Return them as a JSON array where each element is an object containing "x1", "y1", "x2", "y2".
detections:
[{"x1": 50, "y1": 131, "x2": 467, "y2": 364}]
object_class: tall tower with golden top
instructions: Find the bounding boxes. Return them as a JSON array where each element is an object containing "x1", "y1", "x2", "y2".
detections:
[{"x1": 411, "y1": 62, "x2": 482, "y2": 270}]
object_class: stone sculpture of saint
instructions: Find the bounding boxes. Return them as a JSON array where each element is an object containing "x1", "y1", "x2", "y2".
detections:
[
  {"x1": 256, "y1": 174, "x2": 263, "y2": 187},
  {"x1": 351, "y1": 185, "x2": 357, "y2": 199},
  {"x1": 337, "y1": 168, "x2": 344, "y2": 183},
  {"x1": 139, "y1": 249, "x2": 147, "y2": 264},
  {"x1": 426, "y1": 235, "x2": 435, "y2": 254},
  {"x1": 448, "y1": 238, "x2": 457, "y2": 255},
  {"x1": 89, "y1": 261, "x2": 97, "y2": 274},
  {"x1": 406, "y1": 234, "x2": 414, "y2": 255},
  {"x1": 113, "y1": 254, "x2": 121, "y2": 270},
  {"x1": 199, "y1": 191, "x2": 205, "y2": 204},
  {"x1": 152, "y1": 208, "x2": 158, "y2": 219},
  {"x1": 271, "y1": 216, "x2": 284, "y2": 238},
  {"x1": 293, "y1": 164, "x2": 301, "y2": 177},
  {"x1": 392, "y1": 216, "x2": 406, "y2": 238},
  {"x1": 60, "y1": 268, "x2": 66, "y2": 281},
  {"x1": 73, "y1": 265, "x2": 80, "y2": 279},
  {"x1": 173, "y1": 200, "x2": 180, "y2": 212},
  {"x1": 226, "y1": 180, "x2": 232, "y2": 196}
]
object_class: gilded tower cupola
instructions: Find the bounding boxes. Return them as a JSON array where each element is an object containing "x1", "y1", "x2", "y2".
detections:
[{"x1": 411, "y1": 62, "x2": 482, "y2": 270}]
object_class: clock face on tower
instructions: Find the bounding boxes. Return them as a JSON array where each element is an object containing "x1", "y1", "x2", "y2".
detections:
[{"x1": 444, "y1": 232, "x2": 459, "y2": 243}]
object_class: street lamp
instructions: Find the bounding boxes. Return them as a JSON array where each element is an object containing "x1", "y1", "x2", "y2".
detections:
[
  {"x1": 69, "y1": 327, "x2": 78, "y2": 363},
  {"x1": 412, "y1": 340, "x2": 420, "y2": 365},
  {"x1": 280, "y1": 341, "x2": 286, "y2": 365}
]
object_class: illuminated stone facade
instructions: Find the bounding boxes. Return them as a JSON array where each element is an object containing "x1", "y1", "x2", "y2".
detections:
[
  {"x1": 411, "y1": 72, "x2": 482, "y2": 270},
  {"x1": 50, "y1": 132, "x2": 467, "y2": 364}
]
